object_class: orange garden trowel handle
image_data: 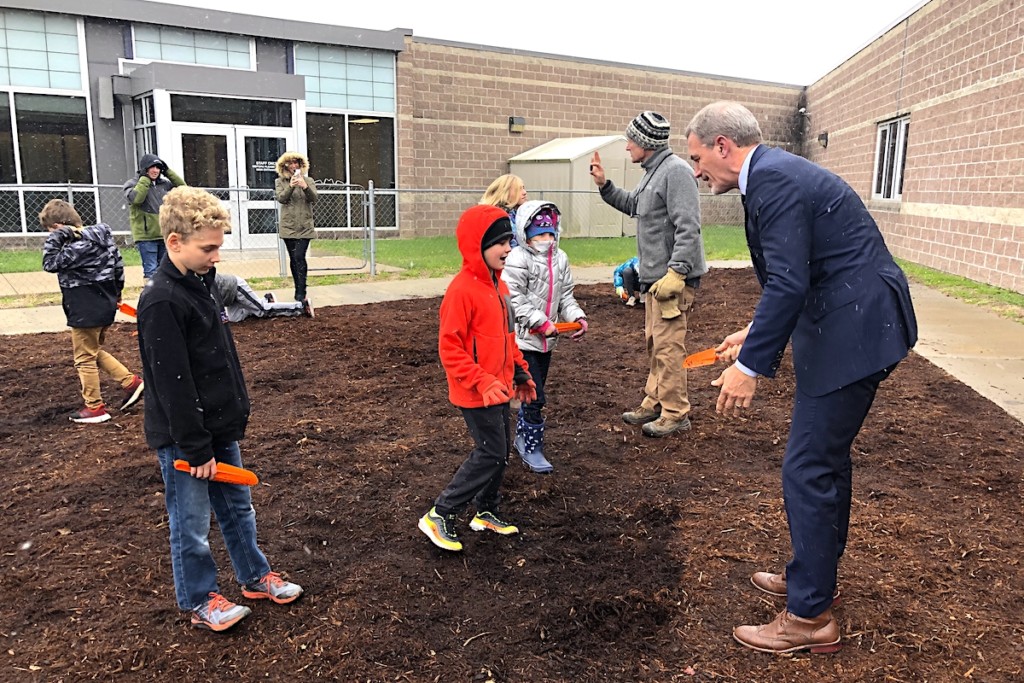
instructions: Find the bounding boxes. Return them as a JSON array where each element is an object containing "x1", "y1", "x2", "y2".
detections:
[
  {"x1": 117, "y1": 302, "x2": 137, "y2": 318},
  {"x1": 173, "y1": 459, "x2": 259, "y2": 486},
  {"x1": 553, "y1": 322, "x2": 582, "y2": 334},
  {"x1": 683, "y1": 347, "x2": 720, "y2": 369}
]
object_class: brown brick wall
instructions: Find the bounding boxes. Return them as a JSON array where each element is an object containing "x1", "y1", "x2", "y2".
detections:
[
  {"x1": 806, "y1": 0, "x2": 1023, "y2": 293},
  {"x1": 396, "y1": 40, "x2": 802, "y2": 236}
]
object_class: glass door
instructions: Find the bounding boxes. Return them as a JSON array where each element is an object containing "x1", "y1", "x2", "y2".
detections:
[
  {"x1": 233, "y1": 128, "x2": 293, "y2": 249},
  {"x1": 171, "y1": 123, "x2": 240, "y2": 249}
]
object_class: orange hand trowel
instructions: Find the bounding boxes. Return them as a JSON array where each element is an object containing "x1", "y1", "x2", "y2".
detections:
[
  {"x1": 683, "y1": 347, "x2": 719, "y2": 369},
  {"x1": 173, "y1": 460, "x2": 259, "y2": 486},
  {"x1": 117, "y1": 302, "x2": 137, "y2": 318}
]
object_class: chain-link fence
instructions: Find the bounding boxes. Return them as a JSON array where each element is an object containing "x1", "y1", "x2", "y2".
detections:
[{"x1": 0, "y1": 183, "x2": 741, "y2": 297}]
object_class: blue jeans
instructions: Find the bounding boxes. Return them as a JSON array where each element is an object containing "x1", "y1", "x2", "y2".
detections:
[
  {"x1": 137, "y1": 240, "x2": 166, "y2": 280},
  {"x1": 156, "y1": 441, "x2": 270, "y2": 611}
]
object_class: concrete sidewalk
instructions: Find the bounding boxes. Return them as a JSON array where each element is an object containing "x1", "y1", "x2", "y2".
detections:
[{"x1": 3, "y1": 262, "x2": 1022, "y2": 423}]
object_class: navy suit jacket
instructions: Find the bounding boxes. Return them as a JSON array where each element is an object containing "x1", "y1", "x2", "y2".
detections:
[{"x1": 738, "y1": 146, "x2": 918, "y2": 397}]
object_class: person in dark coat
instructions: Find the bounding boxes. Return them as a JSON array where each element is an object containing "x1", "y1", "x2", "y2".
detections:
[
  {"x1": 41, "y1": 199, "x2": 144, "y2": 423},
  {"x1": 685, "y1": 101, "x2": 917, "y2": 655}
]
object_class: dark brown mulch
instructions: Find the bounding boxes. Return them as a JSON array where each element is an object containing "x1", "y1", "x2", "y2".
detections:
[{"x1": 1, "y1": 269, "x2": 1021, "y2": 682}]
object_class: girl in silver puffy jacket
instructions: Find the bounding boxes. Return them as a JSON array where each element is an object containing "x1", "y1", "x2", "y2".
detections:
[{"x1": 501, "y1": 200, "x2": 588, "y2": 474}]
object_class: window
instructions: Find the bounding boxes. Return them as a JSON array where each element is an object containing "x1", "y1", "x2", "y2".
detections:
[
  {"x1": 294, "y1": 44, "x2": 395, "y2": 112},
  {"x1": 14, "y1": 93, "x2": 92, "y2": 184},
  {"x1": 132, "y1": 94, "x2": 156, "y2": 160},
  {"x1": 0, "y1": 10, "x2": 82, "y2": 90},
  {"x1": 873, "y1": 116, "x2": 909, "y2": 200},
  {"x1": 170, "y1": 95, "x2": 291, "y2": 127},
  {"x1": 133, "y1": 24, "x2": 252, "y2": 70},
  {"x1": 306, "y1": 113, "x2": 395, "y2": 189}
]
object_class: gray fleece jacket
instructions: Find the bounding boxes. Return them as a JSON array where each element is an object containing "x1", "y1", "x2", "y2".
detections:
[{"x1": 599, "y1": 146, "x2": 706, "y2": 285}]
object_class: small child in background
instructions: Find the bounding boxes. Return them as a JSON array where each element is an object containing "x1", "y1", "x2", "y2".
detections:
[
  {"x1": 418, "y1": 205, "x2": 536, "y2": 553},
  {"x1": 214, "y1": 272, "x2": 314, "y2": 323},
  {"x1": 40, "y1": 199, "x2": 144, "y2": 424},
  {"x1": 502, "y1": 200, "x2": 588, "y2": 474},
  {"x1": 138, "y1": 187, "x2": 302, "y2": 631},
  {"x1": 613, "y1": 256, "x2": 643, "y2": 307}
]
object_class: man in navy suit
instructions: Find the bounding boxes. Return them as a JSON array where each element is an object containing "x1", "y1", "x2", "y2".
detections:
[{"x1": 685, "y1": 101, "x2": 917, "y2": 654}]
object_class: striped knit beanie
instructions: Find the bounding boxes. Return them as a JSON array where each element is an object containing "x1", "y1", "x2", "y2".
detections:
[{"x1": 625, "y1": 111, "x2": 670, "y2": 149}]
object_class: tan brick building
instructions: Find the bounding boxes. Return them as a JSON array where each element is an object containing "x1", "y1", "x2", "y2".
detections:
[{"x1": 397, "y1": 0, "x2": 1021, "y2": 292}]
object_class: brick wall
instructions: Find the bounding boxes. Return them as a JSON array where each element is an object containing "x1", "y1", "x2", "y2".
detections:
[
  {"x1": 806, "y1": 0, "x2": 1023, "y2": 293},
  {"x1": 396, "y1": 39, "x2": 802, "y2": 236}
]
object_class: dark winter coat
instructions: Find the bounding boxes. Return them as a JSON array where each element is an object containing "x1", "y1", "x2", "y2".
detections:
[
  {"x1": 137, "y1": 259, "x2": 250, "y2": 465},
  {"x1": 42, "y1": 223, "x2": 124, "y2": 328},
  {"x1": 123, "y1": 153, "x2": 186, "y2": 242},
  {"x1": 438, "y1": 205, "x2": 529, "y2": 409},
  {"x1": 274, "y1": 152, "x2": 318, "y2": 239}
]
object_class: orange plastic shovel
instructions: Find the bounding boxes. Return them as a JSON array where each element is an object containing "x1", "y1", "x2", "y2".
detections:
[
  {"x1": 173, "y1": 459, "x2": 259, "y2": 486},
  {"x1": 117, "y1": 302, "x2": 137, "y2": 318},
  {"x1": 683, "y1": 347, "x2": 719, "y2": 369}
]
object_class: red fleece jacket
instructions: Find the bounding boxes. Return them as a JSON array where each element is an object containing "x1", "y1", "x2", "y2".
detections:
[{"x1": 439, "y1": 205, "x2": 529, "y2": 408}]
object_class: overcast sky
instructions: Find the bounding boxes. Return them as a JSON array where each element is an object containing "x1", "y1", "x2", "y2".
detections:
[{"x1": 157, "y1": 0, "x2": 929, "y2": 85}]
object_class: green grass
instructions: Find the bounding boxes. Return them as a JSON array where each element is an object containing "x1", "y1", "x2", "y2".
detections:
[
  {"x1": 897, "y1": 259, "x2": 1024, "y2": 324},
  {"x1": 307, "y1": 225, "x2": 749, "y2": 278},
  {"x1": 0, "y1": 248, "x2": 141, "y2": 273}
]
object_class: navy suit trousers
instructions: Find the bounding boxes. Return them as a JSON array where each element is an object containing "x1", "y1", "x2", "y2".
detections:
[{"x1": 783, "y1": 363, "x2": 896, "y2": 617}]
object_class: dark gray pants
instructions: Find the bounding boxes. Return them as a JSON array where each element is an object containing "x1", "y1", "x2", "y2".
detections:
[{"x1": 434, "y1": 403, "x2": 511, "y2": 516}]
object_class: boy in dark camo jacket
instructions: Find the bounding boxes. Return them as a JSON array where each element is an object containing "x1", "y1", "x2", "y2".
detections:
[{"x1": 41, "y1": 199, "x2": 144, "y2": 424}]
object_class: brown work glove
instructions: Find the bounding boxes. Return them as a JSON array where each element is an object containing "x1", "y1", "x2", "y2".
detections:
[{"x1": 648, "y1": 270, "x2": 686, "y2": 320}]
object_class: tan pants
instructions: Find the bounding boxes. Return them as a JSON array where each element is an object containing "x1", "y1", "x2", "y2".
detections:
[
  {"x1": 70, "y1": 326, "x2": 134, "y2": 409},
  {"x1": 640, "y1": 285, "x2": 696, "y2": 421}
]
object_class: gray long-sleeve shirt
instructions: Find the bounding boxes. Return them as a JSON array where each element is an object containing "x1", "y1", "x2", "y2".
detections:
[{"x1": 599, "y1": 146, "x2": 706, "y2": 284}]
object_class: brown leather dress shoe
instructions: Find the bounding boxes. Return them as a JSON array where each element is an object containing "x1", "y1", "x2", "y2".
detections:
[
  {"x1": 751, "y1": 569, "x2": 841, "y2": 603},
  {"x1": 733, "y1": 608, "x2": 841, "y2": 654}
]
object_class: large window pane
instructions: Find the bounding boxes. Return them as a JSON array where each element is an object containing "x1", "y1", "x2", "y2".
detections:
[
  {"x1": 171, "y1": 95, "x2": 291, "y2": 127},
  {"x1": 0, "y1": 96, "x2": 16, "y2": 184},
  {"x1": 181, "y1": 133, "x2": 229, "y2": 198},
  {"x1": 15, "y1": 94, "x2": 92, "y2": 183},
  {"x1": 306, "y1": 112, "x2": 346, "y2": 183},
  {"x1": 349, "y1": 117, "x2": 394, "y2": 189}
]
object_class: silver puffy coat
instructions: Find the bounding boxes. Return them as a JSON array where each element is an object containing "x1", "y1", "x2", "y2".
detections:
[{"x1": 501, "y1": 200, "x2": 586, "y2": 354}]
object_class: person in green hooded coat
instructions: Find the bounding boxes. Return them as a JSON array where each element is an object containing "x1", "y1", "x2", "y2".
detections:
[{"x1": 274, "y1": 151, "x2": 318, "y2": 301}]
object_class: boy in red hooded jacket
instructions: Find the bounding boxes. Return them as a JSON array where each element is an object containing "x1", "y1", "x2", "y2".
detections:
[{"x1": 418, "y1": 205, "x2": 537, "y2": 552}]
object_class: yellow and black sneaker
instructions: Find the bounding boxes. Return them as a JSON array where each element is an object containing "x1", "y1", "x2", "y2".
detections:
[
  {"x1": 418, "y1": 507, "x2": 463, "y2": 551},
  {"x1": 469, "y1": 510, "x2": 519, "y2": 535}
]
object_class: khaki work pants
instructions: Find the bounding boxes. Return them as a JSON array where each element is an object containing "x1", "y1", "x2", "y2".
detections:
[
  {"x1": 70, "y1": 326, "x2": 133, "y2": 409},
  {"x1": 639, "y1": 285, "x2": 696, "y2": 421}
]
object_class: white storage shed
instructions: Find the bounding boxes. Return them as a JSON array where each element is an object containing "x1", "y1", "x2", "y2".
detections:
[{"x1": 509, "y1": 135, "x2": 644, "y2": 237}]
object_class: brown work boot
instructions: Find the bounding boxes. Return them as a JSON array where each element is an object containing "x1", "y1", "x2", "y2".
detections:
[
  {"x1": 622, "y1": 406, "x2": 660, "y2": 425},
  {"x1": 641, "y1": 415, "x2": 691, "y2": 437},
  {"x1": 751, "y1": 569, "x2": 841, "y2": 603},
  {"x1": 733, "y1": 608, "x2": 841, "y2": 654}
]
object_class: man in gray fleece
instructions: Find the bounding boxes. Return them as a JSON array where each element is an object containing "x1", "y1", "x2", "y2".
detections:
[{"x1": 590, "y1": 111, "x2": 707, "y2": 437}]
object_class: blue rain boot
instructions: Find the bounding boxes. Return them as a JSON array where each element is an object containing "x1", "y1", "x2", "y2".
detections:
[{"x1": 515, "y1": 411, "x2": 553, "y2": 474}]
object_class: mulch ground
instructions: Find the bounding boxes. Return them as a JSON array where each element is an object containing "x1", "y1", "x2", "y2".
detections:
[{"x1": 1, "y1": 269, "x2": 1022, "y2": 682}]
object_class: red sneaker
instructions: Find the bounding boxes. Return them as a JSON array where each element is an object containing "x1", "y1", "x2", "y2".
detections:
[{"x1": 70, "y1": 405, "x2": 111, "y2": 424}]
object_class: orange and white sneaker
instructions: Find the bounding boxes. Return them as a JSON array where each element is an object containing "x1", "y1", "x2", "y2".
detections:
[
  {"x1": 191, "y1": 592, "x2": 251, "y2": 631},
  {"x1": 241, "y1": 571, "x2": 303, "y2": 604}
]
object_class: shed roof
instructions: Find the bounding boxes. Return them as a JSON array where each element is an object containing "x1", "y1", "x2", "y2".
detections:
[{"x1": 509, "y1": 135, "x2": 625, "y2": 162}]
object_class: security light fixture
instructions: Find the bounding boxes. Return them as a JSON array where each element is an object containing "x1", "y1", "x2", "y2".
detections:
[
  {"x1": 508, "y1": 116, "x2": 526, "y2": 134},
  {"x1": 818, "y1": 132, "x2": 829, "y2": 148}
]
